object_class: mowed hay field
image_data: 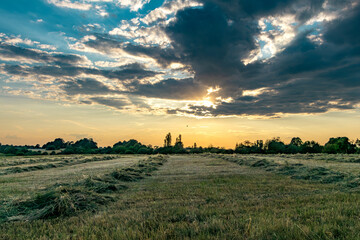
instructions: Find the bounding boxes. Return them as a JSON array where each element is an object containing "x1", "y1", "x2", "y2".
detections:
[
  {"x1": 0, "y1": 155, "x2": 145, "y2": 202},
  {"x1": 1, "y1": 154, "x2": 360, "y2": 239}
]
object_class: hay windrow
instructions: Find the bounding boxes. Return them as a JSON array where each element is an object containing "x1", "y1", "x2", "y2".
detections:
[
  {"x1": 217, "y1": 154, "x2": 360, "y2": 190},
  {"x1": 0, "y1": 155, "x2": 167, "y2": 222},
  {"x1": 0, "y1": 156, "x2": 118, "y2": 176},
  {"x1": 0, "y1": 156, "x2": 86, "y2": 168}
]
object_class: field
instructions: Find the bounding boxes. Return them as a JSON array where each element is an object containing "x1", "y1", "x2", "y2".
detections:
[{"x1": 1, "y1": 154, "x2": 360, "y2": 239}]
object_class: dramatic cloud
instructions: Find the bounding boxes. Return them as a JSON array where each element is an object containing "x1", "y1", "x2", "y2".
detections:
[
  {"x1": 157, "y1": 0, "x2": 360, "y2": 116},
  {"x1": 60, "y1": 78, "x2": 117, "y2": 95},
  {"x1": 0, "y1": 43, "x2": 84, "y2": 65},
  {"x1": 1, "y1": 0, "x2": 359, "y2": 117},
  {"x1": 130, "y1": 78, "x2": 206, "y2": 100},
  {"x1": 1, "y1": 61, "x2": 158, "y2": 82}
]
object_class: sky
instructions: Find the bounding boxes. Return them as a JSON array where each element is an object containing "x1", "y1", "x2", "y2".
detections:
[{"x1": 0, "y1": 0, "x2": 359, "y2": 148}]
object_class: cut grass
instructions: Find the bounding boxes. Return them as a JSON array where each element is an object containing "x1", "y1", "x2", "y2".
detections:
[
  {"x1": 0, "y1": 156, "x2": 117, "y2": 176},
  {"x1": 2, "y1": 155, "x2": 360, "y2": 239},
  {"x1": 0, "y1": 155, "x2": 87, "y2": 168},
  {"x1": 217, "y1": 154, "x2": 360, "y2": 190},
  {"x1": 0, "y1": 155, "x2": 167, "y2": 222},
  {"x1": 4, "y1": 187, "x2": 114, "y2": 221},
  {"x1": 0, "y1": 155, "x2": 144, "y2": 203}
]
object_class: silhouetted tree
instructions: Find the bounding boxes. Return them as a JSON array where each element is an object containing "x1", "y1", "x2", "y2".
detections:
[
  {"x1": 73, "y1": 138, "x2": 98, "y2": 149},
  {"x1": 164, "y1": 133, "x2": 172, "y2": 147},
  {"x1": 265, "y1": 137, "x2": 286, "y2": 154},
  {"x1": 290, "y1": 137, "x2": 303, "y2": 147},
  {"x1": 174, "y1": 134, "x2": 184, "y2": 149},
  {"x1": 300, "y1": 140, "x2": 322, "y2": 153},
  {"x1": 42, "y1": 138, "x2": 67, "y2": 150},
  {"x1": 285, "y1": 137, "x2": 303, "y2": 153},
  {"x1": 112, "y1": 139, "x2": 152, "y2": 154},
  {"x1": 235, "y1": 140, "x2": 263, "y2": 154}
]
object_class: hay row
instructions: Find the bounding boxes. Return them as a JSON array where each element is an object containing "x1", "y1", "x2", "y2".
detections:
[
  {"x1": 0, "y1": 155, "x2": 167, "y2": 222},
  {"x1": 0, "y1": 156, "x2": 87, "y2": 167},
  {"x1": 0, "y1": 156, "x2": 117, "y2": 176},
  {"x1": 217, "y1": 155, "x2": 360, "y2": 189}
]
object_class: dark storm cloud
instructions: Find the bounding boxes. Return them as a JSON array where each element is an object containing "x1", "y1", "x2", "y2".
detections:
[
  {"x1": 207, "y1": 0, "x2": 330, "y2": 23},
  {"x1": 163, "y1": 0, "x2": 339, "y2": 90},
  {"x1": 101, "y1": 63, "x2": 159, "y2": 81},
  {"x1": 166, "y1": 3, "x2": 256, "y2": 84},
  {"x1": 160, "y1": 0, "x2": 360, "y2": 116},
  {"x1": 0, "y1": 40, "x2": 158, "y2": 83},
  {"x1": 129, "y1": 78, "x2": 206, "y2": 100},
  {"x1": 73, "y1": 0, "x2": 360, "y2": 116},
  {"x1": 2, "y1": 62, "x2": 158, "y2": 81},
  {"x1": 60, "y1": 78, "x2": 117, "y2": 95},
  {"x1": 0, "y1": 43, "x2": 84, "y2": 65},
  {"x1": 122, "y1": 44, "x2": 181, "y2": 67},
  {"x1": 83, "y1": 34, "x2": 181, "y2": 67}
]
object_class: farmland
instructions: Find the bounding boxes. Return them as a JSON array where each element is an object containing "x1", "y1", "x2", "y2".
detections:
[{"x1": 1, "y1": 154, "x2": 360, "y2": 239}]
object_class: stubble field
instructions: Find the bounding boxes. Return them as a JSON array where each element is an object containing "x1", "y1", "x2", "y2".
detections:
[{"x1": 1, "y1": 153, "x2": 360, "y2": 239}]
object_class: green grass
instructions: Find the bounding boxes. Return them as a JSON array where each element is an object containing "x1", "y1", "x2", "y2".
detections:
[{"x1": 1, "y1": 154, "x2": 360, "y2": 239}]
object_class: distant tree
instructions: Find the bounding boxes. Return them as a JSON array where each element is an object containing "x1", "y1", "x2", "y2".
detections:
[
  {"x1": 112, "y1": 139, "x2": 153, "y2": 154},
  {"x1": 4, "y1": 146, "x2": 17, "y2": 155},
  {"x1": 323, "y1": 137, "x2": 355, "y2": 154},
  {"x1": 46, "y1": 145, "x2": 56, "y2": 150},
  {"x1": 125, "y1": 149, "x2": 134, "y2": 154},
  {"x1": 284, "y1": 137, "x2": 303, "y2": 153},
  {"x1": 137, "y1": 147, "x2": 152, "y2": 154},
  {"x1": 235, "y1": 140, "x2": 263, "y2": 154},
  {"x1": 355, "y1": 139, "x2": 360, "y2": 148},
  {"x1": 255, "y1": 140, "x2": 263, "y2": 149},
  {"x1": 73, "y1": 138, "x2": 98, "y2": 149},
  {"x1": 42, "y1": 138, "x2": 67, "y2": 150},
  {"x1": 355, "y1": 139, "x2": 360, "y2": 154},
  {"x1": 285, "y1": 144, "x2": 300, "y2": 154},
  {"x1": 174, "y1": 134, "x2": 184, "y2": 149},
  {"x1": 173, "y1": 134, "x2": 185, "y2": 153},
  {"x1": 290, "y1": 137, "x2": 303, "y2": 147},
  {"x1": 265, "y1": 137, "x2": 285, "y2": 154},
  {"x1": 164, "y1": 133, "x2": 172, "y2": 147},
  {"x1": 113, "y1": 145, "x2": 126, "y2": 154},
  {"x1": 61, "y1": 138, "x2": 98, "y2": 154},
  {"x1": 301, "y1": 141, "x2": 322, "y2": 153},
  {"x1": 98, "y1": 146, "x2": 113, "y2": 154},
  {"x1": 190, "y1": 145, "x2": 203, "y2": 153}
]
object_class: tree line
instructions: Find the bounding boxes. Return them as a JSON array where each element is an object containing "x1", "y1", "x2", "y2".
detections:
[{"x1": 0, "y1": 134, "x2": 359, "y2": 156}]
